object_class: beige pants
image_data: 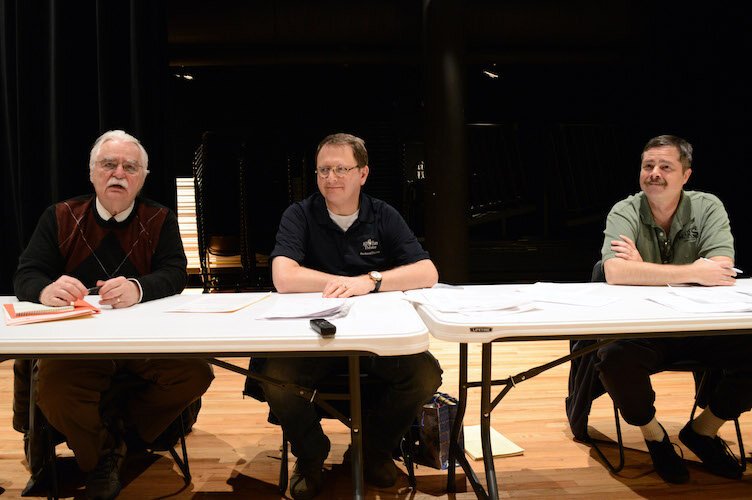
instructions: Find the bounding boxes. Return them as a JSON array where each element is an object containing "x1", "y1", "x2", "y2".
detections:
[{"x1": 37, "y1": 358, "x2": 214, "y2": 471}]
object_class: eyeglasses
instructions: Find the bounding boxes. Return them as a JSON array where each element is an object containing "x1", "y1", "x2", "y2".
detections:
[
  {"x1": 315, "y1": 165, "x2": 360, "y2": 178},
  {"x1": 96, "y1": 159, "x2": 143, "y2": 175}
]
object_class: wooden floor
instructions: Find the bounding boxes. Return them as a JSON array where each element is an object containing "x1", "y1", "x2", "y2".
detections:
[{"x1": 1, "y1": 338, "x2": 751, "y2": 499}]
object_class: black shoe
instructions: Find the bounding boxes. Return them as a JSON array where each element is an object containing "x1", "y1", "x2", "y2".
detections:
[
  {"x1": 290, "y1": 437, "x2": 330, "y2": 500},
  {"x1": 364, "y1": 453, "x2": 399, "y2": 488},
  {"x1": 679, "y1": 421, "x2": 743, "y2": 480},
  {"x1": 86, "y1": 440, "x2": 127, "y2": 500},
  {"x1": 645, "y1": 427, "x2": 689, "y2": 484},
  {"x1": 343, "y1": 446, "x2": 399, "y2": 488}
]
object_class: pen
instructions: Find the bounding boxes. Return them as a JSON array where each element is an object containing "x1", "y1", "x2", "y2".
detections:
[
  {"x1": 87, "y1": 286, "x2": 101, "y2": 294},
  {"x1": 702, "y1": 257, "x2": 742, "y2": 274}
]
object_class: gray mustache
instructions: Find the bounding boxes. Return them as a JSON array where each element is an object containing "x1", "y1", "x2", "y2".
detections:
[{"x1": 107, "y1": 179, "x2": 129, "y2": 189}]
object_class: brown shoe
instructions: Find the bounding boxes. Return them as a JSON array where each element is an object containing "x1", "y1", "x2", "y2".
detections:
[{"x1": 85, "y1": 439, "x2": 127, "y2": 500}]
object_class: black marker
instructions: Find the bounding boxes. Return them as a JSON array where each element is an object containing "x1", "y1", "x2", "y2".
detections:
[{"x1": 310, "y1": 318, "x2": 336, "y2": 337}]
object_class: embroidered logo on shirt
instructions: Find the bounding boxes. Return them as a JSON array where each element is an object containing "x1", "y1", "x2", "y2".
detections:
[
  {"x1": 360, "y1": 238, "x2": 380, "y2": 256},
  {"x1": 678, "y1": 225, "x2": 699, "y2": 242}
]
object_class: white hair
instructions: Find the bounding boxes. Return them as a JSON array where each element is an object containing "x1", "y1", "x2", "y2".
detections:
[{"x1": 88, "y1": 130, "x2": 150, "y2": 174}]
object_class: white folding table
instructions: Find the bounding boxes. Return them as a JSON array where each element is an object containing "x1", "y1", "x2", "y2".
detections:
[
  {"x1": 412, "y1": 280, "x2": 752, "y2": 499},
  {"x1": 1, "y1": 291, "x2": 429, "y2": 500}
]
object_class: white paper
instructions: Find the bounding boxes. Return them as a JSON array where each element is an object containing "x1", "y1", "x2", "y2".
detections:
[
  {"x1": 648, "y1": 293, "x2": 752, "y2": 313},
  {"x1": 667, "y1": 286, "x2": 752, "y2": 305},
  {"x1": 167, "y1": 292, "x2": 271, "y2": 313},
  {"x1": 404, "y1": 288, "x2": 532, "y2": 313},
  {"x1": 518, "y1": 282, "x2": 619, "y2": 307},
  {"x1": 258, "y1": 296, "x2": 353, "y2": 319}
]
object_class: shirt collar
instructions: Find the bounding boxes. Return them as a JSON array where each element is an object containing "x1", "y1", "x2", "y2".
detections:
[
  {"x1": 95, "y1": 197, "x2": 134, "y2": 223},
  {"x1": 313, "y1": 192, "x2": 374, "y2": 228},
  {"x1": 639, "y1": 190, "x2": 692, "y2": 238}
]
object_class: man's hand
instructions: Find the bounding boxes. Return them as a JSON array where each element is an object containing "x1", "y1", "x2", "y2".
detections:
[
  {"x1": 611, "y1": 235, "x2": 643, "y2": 262},
  {"x1": 39, "y1": 275, "x2": 88, "y2": 306},
  {"x1": 97, "y1": 277, "x2": 140, "y2": 308},
  {"x1": 322, "y1": 275, "x2": 374, "y2": 298},
  {"x1": 691, "y1": 258, "x2": 737, "y2": 286}
]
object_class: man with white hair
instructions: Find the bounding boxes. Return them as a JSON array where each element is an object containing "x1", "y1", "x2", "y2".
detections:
[{"x1": 14, "y1": 130, "x2": 214, "y2": 500}]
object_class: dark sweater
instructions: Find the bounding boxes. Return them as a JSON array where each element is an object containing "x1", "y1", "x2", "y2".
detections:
[{"x1": 14, "y1": 195, "x2": 187, "y2": 303}]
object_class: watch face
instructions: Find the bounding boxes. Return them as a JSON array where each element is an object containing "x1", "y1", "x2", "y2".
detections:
[{"x1": 370, "y1": 271, "x2": 382, "y2": 281}]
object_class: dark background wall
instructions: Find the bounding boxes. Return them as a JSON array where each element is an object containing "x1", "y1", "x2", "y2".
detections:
[
  {"x1": 166, "y1": 0, "x2": 751, "y2": 284},
  {"x1": 3, "y1": 0, "x2": 749, "y2": 291}
]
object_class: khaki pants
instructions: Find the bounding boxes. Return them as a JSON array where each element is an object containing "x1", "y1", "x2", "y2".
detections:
[{"x1": 37, "y1": 358, "x2": 214, "y2": 471}]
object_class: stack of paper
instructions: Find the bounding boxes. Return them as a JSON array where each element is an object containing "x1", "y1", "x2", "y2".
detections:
[
  {"x1": 3, "y1": 299, "x2": 100, "y2": 326},
  {"x1": 259, "y1": 297, "x2": 353, "y2": 319}
]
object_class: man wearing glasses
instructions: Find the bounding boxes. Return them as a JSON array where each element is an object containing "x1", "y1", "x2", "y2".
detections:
[
  {"x1": 258, "y1": 133, "x2": 442, "y2": 499},
  {"x1": 14, "y1": 130, "x2": 214, "y2": 500}
]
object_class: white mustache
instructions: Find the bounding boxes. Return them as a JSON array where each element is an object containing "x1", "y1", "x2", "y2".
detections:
[{"x1": 107, "y1": 178, "x2": 129, "y2": 189}]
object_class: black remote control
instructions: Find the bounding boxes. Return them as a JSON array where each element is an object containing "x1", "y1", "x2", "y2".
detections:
[{"x1": 310, "y1": 318, "x2": 336, "y2": 337}]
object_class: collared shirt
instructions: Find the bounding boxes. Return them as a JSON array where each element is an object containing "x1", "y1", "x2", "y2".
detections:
[
  {"x1": 271, "y1": 192, "x2": 430, "y2": 276},
  {"x1": 95, "y1": 198, "x2": 134, "y2": 222},
  {"x1": 601, "y1": 190, "x2": 734, "y2": 265}
]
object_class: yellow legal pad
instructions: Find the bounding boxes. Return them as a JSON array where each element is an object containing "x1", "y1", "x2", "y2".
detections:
[{"x1": 463, "y1": 425, "x2": 524, "y2": 460}]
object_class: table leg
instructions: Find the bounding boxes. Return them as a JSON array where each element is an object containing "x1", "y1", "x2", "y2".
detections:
[
  {"x1": 481, "y1": 343, "x2": 499, "y2": 499},
  {"x1": 348, "y1": 355, "x2": 364, "y2": 500},
  {"x1": 448, "y1": 344, "x2": 488, "y2": 498}
]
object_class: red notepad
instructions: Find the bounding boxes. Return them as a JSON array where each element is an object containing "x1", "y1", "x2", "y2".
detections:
[{"x1": 3, "y1": 299, "x2": 100, "y2": 326}]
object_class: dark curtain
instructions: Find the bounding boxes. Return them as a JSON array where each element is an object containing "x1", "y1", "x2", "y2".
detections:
[{"x1": 0, "y1": 0, "x2": 171, "y2": 294}]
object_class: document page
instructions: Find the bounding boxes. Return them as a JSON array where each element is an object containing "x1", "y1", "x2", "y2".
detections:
[
  {"x1": 518, "y1": 282, "x2": 620, "y2": 307},
  {"x1": 404, "y1": 288, "x2": 533, "y2": 313},
  {"x1": 649, "y1": 286, "x2": 752, "y2": 313},
  {"x1": 167, "y1": 292, "x2": 271, "y2": 313}
]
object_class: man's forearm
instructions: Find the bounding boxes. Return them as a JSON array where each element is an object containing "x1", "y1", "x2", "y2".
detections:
[
  {"x1": 272, "y1": 257, "x2": 438, "y2": 294},
  {"x1": 380, "y1": 259, "x2": 438, "y2": 292},
  {"x1": 604, "y1": 258, "x2": 691, "y2": 285},
  {"x1": 273, "y1": 263, "x2": 340, "y2": 293},
  {"x1": 603, "y1": 256, "x2": 734, "y2": 286}
]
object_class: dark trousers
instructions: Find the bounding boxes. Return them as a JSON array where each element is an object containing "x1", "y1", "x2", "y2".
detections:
[
  {"x1": 37, "y1": 358, "x2": 214, "y2": 471},
  {"x1": 596, "y1": 335, "x2": 752, "y2": 426},
  {"x1": 261, "y1": 352, "x2": 443, "y2": 461}
]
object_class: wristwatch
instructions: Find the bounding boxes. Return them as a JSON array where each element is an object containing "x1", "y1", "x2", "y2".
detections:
[{"x1": 368, "y1": 271, "x2": 383, "y2": 293}]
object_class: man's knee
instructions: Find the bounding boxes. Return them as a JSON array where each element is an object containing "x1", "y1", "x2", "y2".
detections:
[
  {"x1": 185, "y1": 360, "x2": 215, "y2": 397},
  {"x1": 261, "y1": 358, "x2": 300, "y2": 381},
  {"x1": 37, "y1": 360, "x2": 112, "y2": 413},
  {"x1": 260, "y1": 358, "x2": 306, "y2": 404},
  {"x1": 37, "y1": 371, "x2": 69, "y2": 414},
  {"x1": 406, "y1": 353, "x2": 443, "y2": 401},
  {"x1": 596, "y1": 342, "x2": 639, "y2": 378}
]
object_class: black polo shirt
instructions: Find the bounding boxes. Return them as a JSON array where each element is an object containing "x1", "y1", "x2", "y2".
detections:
[{"x1": 271, "y1": 192, "x2": 430, "y2": 276}]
